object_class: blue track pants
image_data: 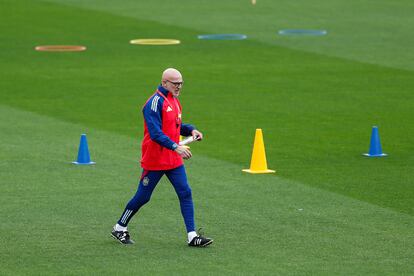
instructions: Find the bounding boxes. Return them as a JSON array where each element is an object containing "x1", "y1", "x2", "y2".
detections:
[{"x1": 117, "y1": 165, "x2": 195, "y2": 233}]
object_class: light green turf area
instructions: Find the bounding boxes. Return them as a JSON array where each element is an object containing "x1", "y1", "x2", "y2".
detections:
[
  {"x1": 40, "y1": 0, "x2": 414, "y2": 71},
  {"x1": 1, "y1": 105, "x2": 413, "y2": 275}
]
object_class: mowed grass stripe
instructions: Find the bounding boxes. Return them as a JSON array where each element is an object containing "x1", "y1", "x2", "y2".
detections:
[{"x1": 1, "y1": 105, "x2": 413, "y2": 275}]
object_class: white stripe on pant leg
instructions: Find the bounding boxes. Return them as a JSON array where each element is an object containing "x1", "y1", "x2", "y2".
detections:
[
  {"x1": 125, "y1": 209, "x2": 133, "y2": 222},
  {"x1": 121, "y1": 210, "x2": 131, "y2": 224},
  {"x1": 120, "y1": 210, "x2": 128, "y2": 224},
  {"x1": 121, "y1": 210, "x2": 132, "y2": 224},
  {"x1": 122, "y1": 210, "x2": 132, "y2": 224}
]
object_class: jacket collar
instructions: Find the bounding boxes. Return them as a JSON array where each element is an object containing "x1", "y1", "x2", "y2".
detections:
[{"x1": 158, "y1": 85, "x2": 169, "y2": 97}]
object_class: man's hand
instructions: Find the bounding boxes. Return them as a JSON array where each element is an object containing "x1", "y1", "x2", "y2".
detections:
[
  {"x1": 192, "y1": 129, "x2": 203, "y2": 141},
  {"x1": 175, "y1": 145, "x2": 192, "y2": 159}
]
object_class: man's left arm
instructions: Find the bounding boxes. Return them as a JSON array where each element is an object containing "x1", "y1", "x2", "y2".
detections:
[{"x1": 181, "y1": 123, "x2": 203, "y2": 140}]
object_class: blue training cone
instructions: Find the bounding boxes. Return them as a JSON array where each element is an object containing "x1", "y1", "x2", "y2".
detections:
[
  {"x1": 72, "y1": 134, "x2": 96, "y2": 165},
  {"x1": 363, "y1": 126, "x2": 387, "y2": 157}
]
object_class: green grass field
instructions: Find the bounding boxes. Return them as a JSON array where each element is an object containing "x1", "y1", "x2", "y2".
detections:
[{"x1": 1, "y1": 0, "x2": 413, "y2": 274}]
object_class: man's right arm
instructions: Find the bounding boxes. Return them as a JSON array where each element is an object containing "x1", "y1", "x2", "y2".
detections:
[{"x1": 143, "y1": 95, "x2": 177, "y2": 150}]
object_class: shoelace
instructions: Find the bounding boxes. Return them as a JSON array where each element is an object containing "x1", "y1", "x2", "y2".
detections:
[{"x1": 197, "y1": 228, "x2": 204, "y2": 237}]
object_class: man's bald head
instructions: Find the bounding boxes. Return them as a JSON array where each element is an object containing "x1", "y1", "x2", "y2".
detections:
[
  {"x1": 162, "y1": 68, "x2": 182, "y2": 82},
  {"x1": 161, "y1": 68, "x2": 184, "y2": 97}
]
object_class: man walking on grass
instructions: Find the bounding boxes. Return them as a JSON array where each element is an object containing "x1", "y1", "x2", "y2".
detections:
[{"x1": 111, "y1": 68, "x2": 213, "y2": 247}]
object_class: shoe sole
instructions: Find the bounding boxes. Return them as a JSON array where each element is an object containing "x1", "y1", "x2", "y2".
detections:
[
  {"x1": 110, "y1": 233, "x2": 134, "y2": 245},
  {"x1": 202, "y1": 239, "x2": 213, "y2": 247}
]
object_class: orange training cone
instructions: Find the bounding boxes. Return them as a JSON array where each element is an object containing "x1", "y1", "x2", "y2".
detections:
[{"x1": 242, "y1": 129, "x2": 275, "y2": 174}]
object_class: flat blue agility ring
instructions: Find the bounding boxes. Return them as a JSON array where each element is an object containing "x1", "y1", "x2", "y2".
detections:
[
  {"x1": 278, "y1": 29, "x2": 327, "y2": 36},
  {"x1": 197, "y1": 34, "x2": 247, "y2": 40}
]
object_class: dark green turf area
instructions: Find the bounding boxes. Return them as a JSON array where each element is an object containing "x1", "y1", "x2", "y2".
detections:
[{"x1": 1, "y1": 0, "x2": 413, "y2": 274}]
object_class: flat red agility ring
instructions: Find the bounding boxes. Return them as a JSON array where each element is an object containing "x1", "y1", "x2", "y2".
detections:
[{"x1": 35, "y1": 45, "x2": 87, "y2": 52}]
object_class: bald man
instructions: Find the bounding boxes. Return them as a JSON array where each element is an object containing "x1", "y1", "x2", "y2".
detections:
[{"x1": 111, "y1": 68, "x2": 213, "y2": 247}]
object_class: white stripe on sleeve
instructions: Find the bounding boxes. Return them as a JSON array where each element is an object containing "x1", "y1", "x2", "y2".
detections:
[{"x1": 151, "y1": 96, "x2": 160, "y2": 112}]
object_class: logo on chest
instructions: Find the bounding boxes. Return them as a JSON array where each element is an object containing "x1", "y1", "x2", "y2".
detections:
[{"x1": 166, "y1": 106, "x2": 173, "y2": 112}]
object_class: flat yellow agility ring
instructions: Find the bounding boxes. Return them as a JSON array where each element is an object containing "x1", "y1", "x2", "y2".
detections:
[
  {"x1": 129, "y1": 39, "x2": 181, "y2": 45},
  {"x1": 35, "y1": 45, "x2": 87, "y2": 52}
]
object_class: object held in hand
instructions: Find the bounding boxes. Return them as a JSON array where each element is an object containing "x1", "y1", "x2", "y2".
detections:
[{"x1": 179, "y1": 136, "x2": 199, "y2": 146}]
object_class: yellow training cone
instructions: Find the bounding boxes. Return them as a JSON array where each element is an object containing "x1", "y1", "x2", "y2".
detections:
[{"x1": 242, "y1": 129, "x2": 275, "y2": 174}]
